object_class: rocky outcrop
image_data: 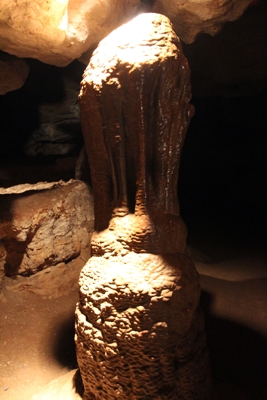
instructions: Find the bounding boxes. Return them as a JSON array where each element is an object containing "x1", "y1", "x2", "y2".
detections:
[
  {"x1": 152, "y1": 0, "x2": 252, "y2": 44},
  {"x1": 0, "y1": 180, "x2": 94, "y2": 277},
  {"x1": 76, "y1": 13, "x2": 211, "y2": 399},
  {"x1": 0, "y1": 0, "x2": 141, "y2": 66},
  {"x1": 2, "y1": 256, "x2": 89, "y2": 299},
  {"x1": 0, "y1": 52, "x2": 29, "y2": 95},
  {"x1": 0, "y1": 0, "x2": 253, "y2": 66}
]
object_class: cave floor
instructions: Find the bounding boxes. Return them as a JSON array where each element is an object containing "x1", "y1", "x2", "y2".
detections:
[{"x1": 0, "y1": 243, "x2": 267, "y2": 400}]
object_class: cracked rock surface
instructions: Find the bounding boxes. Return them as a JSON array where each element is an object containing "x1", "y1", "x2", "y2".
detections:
[{"x1": 0, "y1": 180, "x2": 94, "y2": 278}]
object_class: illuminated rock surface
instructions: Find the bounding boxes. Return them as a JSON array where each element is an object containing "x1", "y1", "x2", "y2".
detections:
[
  {"x1": 152, "y1": 0, "x2": 252, "y2": 44},
  {"x1": 78, "y1": 12, "x2": 194, "y2": 247},
  {"x1": 76, "y1": 253, "x2": 210, "y2": 399},
  {"x1": 0, "y1": 0, "x2": 141, "y2": 66},
  {"x1": 76, "y1": 13, "x2": 211, "y2": 399},
  {"x1": 0, "y1": 0, "x2": 252, "y2": 66},
  {"x1": 0, "y1": 180, "x2": 94, "y2": 277}
]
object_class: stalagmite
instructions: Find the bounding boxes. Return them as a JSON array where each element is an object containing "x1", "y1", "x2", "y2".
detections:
[{"x1": 76, "y1": 13, "x2": 212, "y2": 399}]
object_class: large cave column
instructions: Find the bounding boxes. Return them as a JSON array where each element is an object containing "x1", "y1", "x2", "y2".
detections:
[
  {"x1": 79, "y1": 12, "x2": 195, "y2": 254},
  {"x1": 76, "y1": 13, "x2": 211, "y2": 400}
]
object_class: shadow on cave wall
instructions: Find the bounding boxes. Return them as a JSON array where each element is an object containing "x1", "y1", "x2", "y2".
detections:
[
  {"x1": 52, "y1": 313, "x2": 78, "y2": 370},
  {"x1": 0, "y1": 190, "x2": 47, "y2": 277},
  {"x1": 0, "y1": 60, "x2": 61, "y2": 157},
  {"x1": 0, "y1": 59, "x2": 84, "y2": 182},
  {"x1": 179, "y1": 89, "x2": 267, "y2": 254},
  {"x1": 200, "y1": 290, "x2": 267, "y2": 400}
]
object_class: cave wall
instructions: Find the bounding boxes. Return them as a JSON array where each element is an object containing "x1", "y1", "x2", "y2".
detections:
[{"x1": 0, "y1": 0, "x2": 253, "y2": 66}]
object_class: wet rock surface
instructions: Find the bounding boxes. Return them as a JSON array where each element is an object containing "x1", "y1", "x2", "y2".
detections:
[
  {"x1": 76, "y1": 13, "x2": 211, "y2": 399},
  {"x1": 79, "y1": 12, "x2": 194, "y2": 236}
]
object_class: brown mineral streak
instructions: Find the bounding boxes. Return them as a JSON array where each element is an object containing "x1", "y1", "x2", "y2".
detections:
[
  {"x1": 76, "y1": 13, "x2": 211, "y2": 400},
  {"x1": 79, "y1": 13, "x2": 194, "y2": 235}
]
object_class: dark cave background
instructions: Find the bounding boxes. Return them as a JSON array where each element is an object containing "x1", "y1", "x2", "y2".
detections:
[
  {"x1": 0, "y1": 4, "x2": 267, "y2": 399},
  {"x1": 179, "y1": 90, "x2": 267, "y2": 252}
]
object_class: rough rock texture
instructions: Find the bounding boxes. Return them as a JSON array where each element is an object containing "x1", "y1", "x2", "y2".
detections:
[
  {"x1": 0, "y1": 0, "x2": 141, "y2": 66},
  {"x1": 152, "y1": 0, "x2": 252, "y2": 44},
  {"x1": 76, "y1": 13, "x2": 211, "y2": 399},
  {"x1": 0, "y1": 52, "x2": 29, "y2": 95},
  {"x1": 0, "y1": 0, "x2": 253, "y2": 66},
  {"x1": 0, "y1": 0, "x2": 67, "y2": 58},
  {"x1": 76, "y1": 253, "x2": 210, "y2": 399},
  {"x1": 0, "y1": 240, "x2": 5, "y2": 282},
  {"x1": 0, "y1": 180, "x2": 94, "y2": 277}
]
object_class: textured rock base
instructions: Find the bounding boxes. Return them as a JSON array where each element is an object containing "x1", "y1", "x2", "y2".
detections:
[
  {"x1": 0, "y1": 180, "x2": 94, "y2": 277},
  {"x1": 75, "y1": 252, "x2": 211, "y2": 399}
]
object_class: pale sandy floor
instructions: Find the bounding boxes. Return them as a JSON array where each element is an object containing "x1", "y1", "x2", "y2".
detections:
[
  {"x1": 0, "y1": 245, "x2": 267, "y2": 400},
  {"x1": 0, "y1": 254, "x2": 85, "y2": 400}
]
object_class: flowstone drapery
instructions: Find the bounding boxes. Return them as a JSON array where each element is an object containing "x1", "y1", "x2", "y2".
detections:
[{"x1": 75, "y1": 13, "x2": 212, "y2": 399}]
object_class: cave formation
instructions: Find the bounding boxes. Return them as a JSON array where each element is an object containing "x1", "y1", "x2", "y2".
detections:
[
  {"x1": 0, "y1": 1, "x2": 267, "y2": 400},
  {"x1": 76, "y1": 13, "x2": 211, "y2": 399}
]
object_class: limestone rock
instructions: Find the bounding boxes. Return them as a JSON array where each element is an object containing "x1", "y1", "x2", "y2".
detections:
[
  {"x1": 75, "y1": 252, "x2": 211, "y2": 399},
  {"x1": 0, "y1": 0, "x2": 68, "y2": 57},
  {"x1": 0, "y1": 0, "x2": 254, "y2": 66},
  {"x1": 79, "y1": 13, "x2": 194, "y2": 248},
  {"x1": 0, "y1": 0, "x2": 141, "y2": 66},
  {"x1": 2, "y1": 248, "x2": 89, "y2": 298},
  {"x1": 0, "y1": 180, "x2": 94, "y2": 277},
  {"x1": 152, "y1": 0, "x2": 252, "y2": 44},
  {"x1": 0, "y1": 52, "x2": 29, "y2": 95},
  {"x1": 0, "y1": 240, "x2": 5, "y2": 281},
  {"x1": 76, "y1": 13, "x2": 211, "y2": 400},
  {"x1": 0, "y1": 0, "x2": 67, "y2": 63}
]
